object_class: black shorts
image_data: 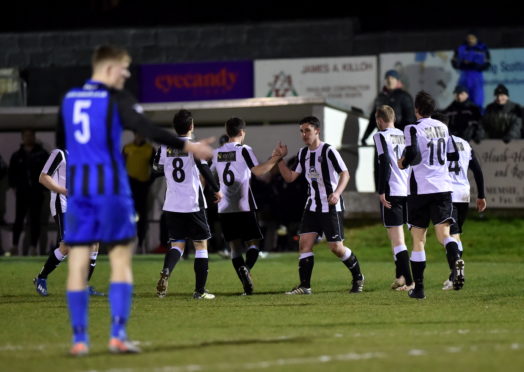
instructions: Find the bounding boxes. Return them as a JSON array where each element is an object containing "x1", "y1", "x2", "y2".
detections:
[
  {"x1": 380, "y1": 196, "x2": 407, "y2": 227},
  {"x1": 299, "y1": 210, "x2": 345, "y2": 242},
  {"x1": 54, "y1": 212, "x2": 65, "y2": 243},
  {"x1": 165, "y1": 209, "x2": 211, "y2": 241},
  {"x1": 218, "y1": 212, "x2": 263, "y2": 242},
  {"x1": 407, "y1": 192, "x2": 455, "y2": 229},
  {"x1": 450, "y1": 202, "x2": 469, "y2": 235}
]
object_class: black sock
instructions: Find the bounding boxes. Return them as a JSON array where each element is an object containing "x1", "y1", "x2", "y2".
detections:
[
  {"x1": 459, "y1": 250, "x2": 463, "y2": 258},
  {"x1": 445, "y1": 241, "x2": 460, "y2": 271},
  {"x1": 38, "y1": 249, "x2": 62, "y2": 279},
  {"x1": 299, "y1": 256, "x2": 314, "y2": 288},
  {"x1": 163, "y1": 248, "x2": 182, "y2": 275},
  {"x1": 87, "y1": 259, "x2": 96, "y2": 281},
  {"x1": 194, "y1": 258, "x2": 208, "y2": 294},
  {"x1": 395, "y1": 259, "x2": 402, "y2": 279},
  {"x1": 245, "y1": 247, "x2": 260, "y2": 270},
  {"x1": 395, "y1": 250, "x2": 413, "y2": 285},
  {"x1": 342, "y1": 253, "x2": 363, "y2": 281},
  {"x1": 232, "y1": 256, "x2": 246, "y2": 279},
  {"x1": 410, "y1": 260, "x2": 426, "y2": 289}
]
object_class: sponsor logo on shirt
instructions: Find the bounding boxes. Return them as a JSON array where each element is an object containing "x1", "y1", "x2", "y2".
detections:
[
  {"x1": 217, "y1": 151, "x2": 236, "y2": 162},
  {"x1": 167, "y1": 148, "x2": 188, "y2": 157},
  {"x1": 309, "y1": 167, "x2": 320, "y2": 181}
]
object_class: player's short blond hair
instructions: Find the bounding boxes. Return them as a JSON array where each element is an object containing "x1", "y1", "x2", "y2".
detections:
[
  {"x1": 375, "y1": 105, "x2": 395, "y2": 123},
  {"x1": 91, "y1": 45, "x2": 131, "y2": 68}
]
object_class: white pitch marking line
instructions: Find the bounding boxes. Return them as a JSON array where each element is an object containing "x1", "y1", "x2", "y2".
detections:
[{"x1": 83, "y1": 351, "x2": 386, "y2": 372}]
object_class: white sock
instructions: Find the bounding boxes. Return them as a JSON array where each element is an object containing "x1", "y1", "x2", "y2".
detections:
[
  {"x1": 90, "y1": 251, "x2": 98, "y2": 261},
  {"x1": 340, "y1": 247, "x2": 352, "y2": 261},
  {"x1": 443, "y1": 237, "x2": 457, "y2": 246},
  {"x1": 54, "y1": 248, "x2": 66, "y2": 261},
  {"x1": 195, "y1": 250, "x2": 208, "y2": 259},
  {"x1": 393, "y1": 245, "x2": 407, "y2": 256},
  {"x1": 410, "y1": 250, "x2": 426, "y2": 262},
  {"x1": 299, "y1": 252, "x2": 314, "y2": 260},
  {"x1": 457, "y1": 241, "x2": 463, "y2": 252}
]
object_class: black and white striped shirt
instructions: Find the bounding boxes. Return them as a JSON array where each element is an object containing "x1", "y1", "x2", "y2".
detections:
[
  {"x1": 41, "y1": 149, "x2": 67, "y2": 216},
  {"x1": 292, "y1": 142, "x2": 348, "y2": 212}
]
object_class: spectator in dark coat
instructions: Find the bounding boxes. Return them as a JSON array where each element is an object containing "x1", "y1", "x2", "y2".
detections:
[
  {"x1": 8, "y1": 129, "x2": 49, "y2": 255},
  {"x1": 442, "y1": 85, "x2": 483, "y2": 142},
  {"x1": 481, "y1": 84, "x2": 522, "y2": 143},
  {"x1": 361, "y1": 69, "x2": 416, "y2": 145}
]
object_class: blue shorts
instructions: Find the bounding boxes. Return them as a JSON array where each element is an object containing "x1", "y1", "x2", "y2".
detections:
[{"x1": 64, "y1": 195, "x2": 137, "y2": 246}]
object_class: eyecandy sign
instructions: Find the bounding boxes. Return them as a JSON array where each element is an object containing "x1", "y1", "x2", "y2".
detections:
[{"x1": 139, "y1": 61, "x2": 253, "y2": 103}]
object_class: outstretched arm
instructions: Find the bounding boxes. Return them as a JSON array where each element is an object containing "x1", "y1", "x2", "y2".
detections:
[
  {"x1": 250, "y1": 142, "x2": 284, "y2": 176},
  {"x1": 115, "y1": 91, "x2": 214, "y2": 158}
]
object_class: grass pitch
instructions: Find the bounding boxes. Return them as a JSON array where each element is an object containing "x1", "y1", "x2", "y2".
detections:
[{"x1": 1, "y1": 217, "x2": 523, "y2": 372}]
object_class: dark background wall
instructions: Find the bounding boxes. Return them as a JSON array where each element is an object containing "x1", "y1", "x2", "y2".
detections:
[{"x1": 2, "y1": 18, "x2": 524, "y2": 105}]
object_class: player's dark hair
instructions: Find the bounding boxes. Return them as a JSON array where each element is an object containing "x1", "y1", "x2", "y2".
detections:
[
  {"x1": 430, "y1": 112, "x2": 449, "y2": 125},
  {"x1": 299, "y1": 116, "x2": 321, "y2": 128},
  {"x1": 91, "y1": 45, "x2": 130, "y2": 67},
  {"x1": 415, "y1": 90, "x2": 436, "y2": 117},
  {"x1": 225, "y1": 117, "x2": 246, "y2": 137},
  {"x1": 172, "y1": 109, "x2": 193, "y2": 135},
  {"x1": 219, "y1": 134, "x2": 229, "y2": 146}
]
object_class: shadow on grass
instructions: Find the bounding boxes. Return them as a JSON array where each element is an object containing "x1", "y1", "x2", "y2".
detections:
[
  {"x1": 81, "y1": 335, "x2": 310, "y2": 358},
  {"x1": 148, "y1": 335, "x2": 311, "y2": 354}
]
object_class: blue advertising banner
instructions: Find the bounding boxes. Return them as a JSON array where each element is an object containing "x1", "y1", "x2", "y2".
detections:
[
  {"x1": 139, "y1": 61, "x2": 254, "y2": 103},
  {"x1": 380, "y1": 48, "x2": 524, "y2": 110},
  {"x1": 484, "y1": 48, "x2": 524, "y2": 106}
]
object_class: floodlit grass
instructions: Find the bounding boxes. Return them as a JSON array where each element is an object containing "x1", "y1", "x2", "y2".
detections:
[{"x1": 0, "y1": 217, "x2": 523, "y2": 371}]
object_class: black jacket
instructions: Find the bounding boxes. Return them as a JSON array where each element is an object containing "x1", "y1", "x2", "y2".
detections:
[
  {"x1": 481, "y1": 100, "x2": 522, "y2": 142},
  {"x1": 442, "y1": 100, "x2": 482, "y2": 141},
  {"x1": 362, "y1": 88, "x2": 416, "y2": 143},
  {"x1": 8, "y1": 143, "x2": 49, "y2": 191}
]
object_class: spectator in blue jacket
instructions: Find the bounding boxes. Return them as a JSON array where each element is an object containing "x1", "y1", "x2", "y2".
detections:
[{"x1": 451, "y1": 32, "x2": 491, "y2": 109}]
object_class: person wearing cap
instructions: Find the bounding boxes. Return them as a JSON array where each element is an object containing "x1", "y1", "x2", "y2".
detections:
[
  {"x1": 451, "y1": 32, "x2": 491, "y2": 108},
  {"x1": 361, "y1": 69, "x2": 415, "y2": 192},
  {"x1": 441, "y1": 85, "x2": 482, "y2": 142},
  {"x1": 361, "y1": 70, "x2": 416, "y2": 146},
  {"x1": 481, "y1": 84, "x2": 522, "y2": 143}
]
